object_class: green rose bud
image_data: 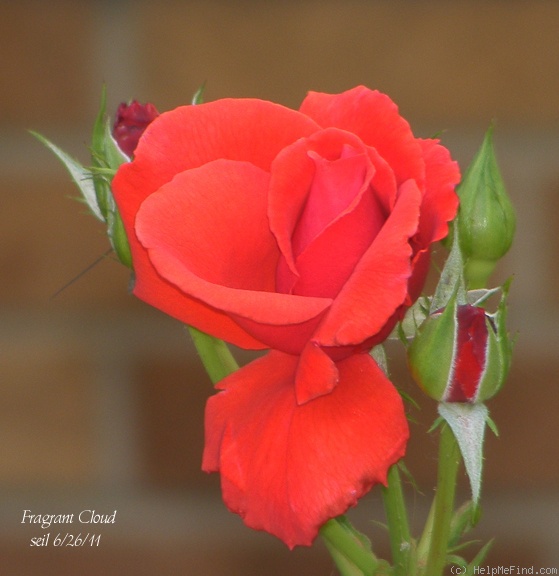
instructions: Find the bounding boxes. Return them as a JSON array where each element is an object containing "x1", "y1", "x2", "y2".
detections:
[
  {"x1": 457, "y1": 126, "x2": 516, "y2": 288},
  {"x1": 408, "y1": 289, "x2": 511, "y2": 403}
]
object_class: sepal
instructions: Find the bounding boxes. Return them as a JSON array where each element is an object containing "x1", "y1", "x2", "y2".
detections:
[
  {"x1": 90, "y1": 88, "x2": 133, "y2": 267},
  {"x1": 191, "y1": 82, "x2": 206, "y2": 105},
  {"x1": 32, "y1": 88, "x2": 133, "y2": 268},
  {"x1": 430, "y1": 219, "x2": 467, "y2": 313},
  {"x1": 30, "y1": 131, "x2": 104, "y2": 222},
  {"x1": 438, "y1": 402, "x2": 488, "y2": 504}
]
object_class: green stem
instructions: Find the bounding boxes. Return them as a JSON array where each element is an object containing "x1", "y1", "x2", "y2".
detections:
[
  {"x1": 382, "y1": 465, "x2": 412, "y2": 575},
  {"x1": 464, "y1": 258, "x2": 494, "y2": 290},
  {"x1": 187, "y1": 326, "x2": 239, "y2": 384},
  {"x1": 423, "y1": 424, "x2": 461, "y2": 576},
  {"x1": 320, "y1": 518, "x2": 378, "y2": 576}
]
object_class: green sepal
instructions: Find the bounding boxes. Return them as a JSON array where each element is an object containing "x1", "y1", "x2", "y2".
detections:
[
  {"x1": 408, "y1": 292, "x2": 458, "y2": 401},
  {"x1": 103, "y1": 118, "x2": 130, "y2": 169},
  {"x1": 486, "y1": 414, "x2": 499, "y2": 437},
  {"x1": 33, "y1": 86, "x2": 133, "y2": 268},
  {"x1": 370, "y1": 344, "x2": 388, "y2": 376},
  {"x1": 431, "y1": 219, "x2": 467, "y2": 314},
  {"x1": 30, "y1": 131, "x2": 104, "y2": 222},
  {"x1": 438, "y1": 402, "x2": 488, "y2": 505},
  {"x1": 89, "y1": 87, "x2": 132, "y2": 268},
  {"x1": 90, "y1": 85, "x2": 112, "y2": 220},
  {"x1": 395, "y1": 295, "x2": 429, "y2": 342},
  {"x1": 475, "y1": 279, "x2": 512, "y2": 402},
  {"x1": 191, "y1": 82, "x2": 206, "y2": 105},
  {"x1": 106, "y1": 197, "x2": 132, "y2": 268}
]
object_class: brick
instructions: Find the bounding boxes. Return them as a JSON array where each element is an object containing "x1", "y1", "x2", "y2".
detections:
[
  {"x1": 0, "y1": 334, "x2": 95, "y2": 484},
  {"x1": 0, "y1": 175, "x2": 133, "y2": 309},
  {"x1": 544, "y1": 176, "x2": 559, "y2": 305},
  {"x1": 484, "y1": 357, "x2": 559, "y2": 488},
  {"x1": 137, "y1": 1, "x2": 559, "y2": 125},
  {"x1": 135, "y1": 352, "x2": 217, "y2": 489},
  {"x1": 0, "y1": 1, "x2": 94, "y2": 127}
]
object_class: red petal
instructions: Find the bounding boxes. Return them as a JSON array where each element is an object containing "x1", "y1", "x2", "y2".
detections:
[
  {"x1": 294, "y1": 342, "x2": 339, "y2": 404},
  {"x1": 446, "y1": 306, "x2": 488, "y2": 402},
  {"x1": 120, "y1": 98, "x2": 320, "y2": 203},
  {"x1": 299, "y1": 86, "x2": 425, "y2": 188},
  {"x1": 203, "y1": 351, "x2": 408, "y2": 548},
  {"x1": 291, "y1": 183, "x2": 385, "y2": 298},
  {"x1": 136, "y1": 160, "x2": 331, "y2": 332},
  {"x1": 112, "y1": 99, "x2": 319, "y2": 348},
  {"x1": 268, "y1": 128, "x2": 370, "y2": 279},
  {"x1": 315, "y1": 179, "x2": 422, "y2": 346},
  {"x1": 416, "y1": 139, "x2": 460, "y2": 246},
  {"x1": 269, "y1": 128, "x2": 395, "y2": 299}
]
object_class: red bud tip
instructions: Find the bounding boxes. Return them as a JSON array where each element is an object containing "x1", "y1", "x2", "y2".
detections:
[{"x1": 112, "y1": 100, "x2": 159, "y2": 157}]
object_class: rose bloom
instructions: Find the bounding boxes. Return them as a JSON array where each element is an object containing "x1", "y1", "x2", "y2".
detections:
[
  {"x1": 112, "y1": 86, "x2": 460, "y2": 547},
  {"x1": 112, "y1": 100, "x2": 160, "y2": 157}
]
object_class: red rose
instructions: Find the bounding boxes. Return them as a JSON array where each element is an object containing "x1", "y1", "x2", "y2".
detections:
[
  {"x1": 112, "y1": 100, "x2": 159, "y2": 157},
  {"x1": 112, "y1": 86, "x2": 460, "y2": 547}
]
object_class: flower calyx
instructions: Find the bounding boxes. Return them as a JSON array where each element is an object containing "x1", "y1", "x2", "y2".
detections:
[{"x1": 408, "y1": 283, "x2": 511, "y2": 405}]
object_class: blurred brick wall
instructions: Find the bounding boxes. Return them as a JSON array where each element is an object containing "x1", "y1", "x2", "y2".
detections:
[{"x1": 1, "y1": 1, "x2": 558, "y2": 574}]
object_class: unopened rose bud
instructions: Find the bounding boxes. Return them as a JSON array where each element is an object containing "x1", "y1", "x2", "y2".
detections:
[
  {"x1": 457, "y1": 126, "x2": 516, "y2": 288},
  {"x1": 408, "y1": 293, "x2": 511, "y2": 403},
  {"x1": 112, "y1": 100, "x2": 159, "y2": 157}
]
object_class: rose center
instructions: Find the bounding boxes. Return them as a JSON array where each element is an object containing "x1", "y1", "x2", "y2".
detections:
[{"x1": 291, "y1": 144, "x2": 369, "y2": 259}]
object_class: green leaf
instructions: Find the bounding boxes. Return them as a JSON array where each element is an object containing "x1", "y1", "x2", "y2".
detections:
[{"x1": 30, "y1": 131, "x2": 104, "y2": 222}]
